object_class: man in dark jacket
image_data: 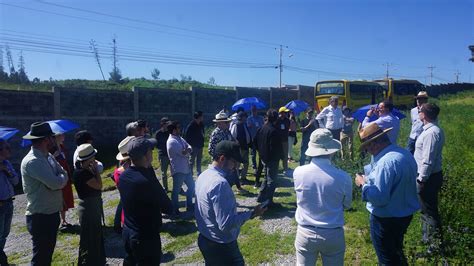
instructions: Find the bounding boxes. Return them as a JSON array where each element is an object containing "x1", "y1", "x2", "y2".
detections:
[
  {"x1": 277, "y1": 107, "x2": 291, "y2": 172},
  {"x1": 254, "y1": 109, "x2": 283, "y2": 207},
  {"x1": 155, "y1": 117, "x2": 170, "y2": 191},
  {"x1": 184, "y1": 111, "x2": 205, "y2": 176},
  {"x1": 118, "y1": 137, "x2": 173, "y2": 265}
]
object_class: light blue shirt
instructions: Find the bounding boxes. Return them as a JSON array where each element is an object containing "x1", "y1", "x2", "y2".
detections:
[
  {"x1": 362, "y1": 113, "x2": 400, "y2": 144},
  {"x1": 362, "y1": 144, "x2": 420, "y2": 218},
  {"x1": 194, "y1": 165, "x2": 252, "y2": 243},
  {"x1": 247, "y1": 114, "x2": 264, "y2": 139},
  {"x1": 409, "y1": 106, "x2": 424, "y2": 140},
  {"x1": 414, "y1": 122, "x2": 444, "y2": 181},
  {"x1": 0, "y1": 160, "x2": 19, "y2": 200},
  {"x1": 167, "y1": 134, "x2": 192, "y2": 175}
]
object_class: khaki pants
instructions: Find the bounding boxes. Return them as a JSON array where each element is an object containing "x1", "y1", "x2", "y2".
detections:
[
  {"x1": 340, "y1": 132, "x2": 353, "y2": 160},
  {"x1": 295, "y1": 225, "x2": 345, "y2": 266}
]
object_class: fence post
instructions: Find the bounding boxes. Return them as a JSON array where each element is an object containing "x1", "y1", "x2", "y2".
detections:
[
  {"x1": 53, "y1": 86, "x2": 61, "y2": 119},
  {"x1": 132, "y1": 86, "x2": 139, "y2": 120}
]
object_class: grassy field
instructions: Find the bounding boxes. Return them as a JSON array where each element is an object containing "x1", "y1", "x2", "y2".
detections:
[{"x1": 10, "y1": 91, "x2": 473, "y2": 265}]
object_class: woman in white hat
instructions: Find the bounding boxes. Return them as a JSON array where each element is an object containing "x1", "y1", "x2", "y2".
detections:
[
  {"x1": 72, "y1": 143, "x2": 105, "y2": 265},
  {"x1": 112, "y1": 136, "x2": 134, "y2": 233}
]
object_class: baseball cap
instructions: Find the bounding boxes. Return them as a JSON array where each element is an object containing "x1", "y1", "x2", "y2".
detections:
[
  {"x1": 278, "y1": 106, "x2": 290, "y2": 113},
  {"x1": 215, "y1": 141, "x2": 243, "y2": 162},
  {"x1": 127, "y1": 136, "x2": 157, "y2": 160}
]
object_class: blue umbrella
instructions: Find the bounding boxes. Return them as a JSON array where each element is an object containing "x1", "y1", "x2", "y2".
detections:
[
  {"x1": 232, "y1": 97, "x2": 267, "y2": 111},
  {"x1": 352, "y1": 104, "x2": 406, "y2": 123},
  {"x1": 21, "y1": 119, "x2": 80, "y2": 147},
  {"x1": 0, "y1": 127, "x2": 19, "y2": 140},
  {"x1": 285, "y1": 100, "x2": 310, "y2": 115}
]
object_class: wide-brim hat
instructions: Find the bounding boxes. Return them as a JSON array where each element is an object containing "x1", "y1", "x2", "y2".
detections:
[
  {"x1": 415, "y1": 91, "x2": 429, "y2": 99},
  {"x1": 213, "y1": 110, "x2": 232, "y2": 122},
  {"x1": 305, "y1": 128, "x2": 341, "y2": 157},
  {"x1": 116, "y1": 136, "x2": 135, "y2": 161},
  {"x1": 76, "y1": 143, "x2": 97, "y2": 161},
  {"x1": 359, "y1": 122, "x2": 393, "y2": 150},
  {"x1": 23, "y1": 122, "x2": 55, "y2": 140}
]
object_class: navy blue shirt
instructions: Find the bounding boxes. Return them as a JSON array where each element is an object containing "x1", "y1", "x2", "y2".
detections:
[{"x1": 118, "y1": 166, "x2": 172, "y2": 238}]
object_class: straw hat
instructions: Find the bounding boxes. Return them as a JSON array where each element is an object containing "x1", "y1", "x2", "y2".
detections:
[
  {"x1": 76, "y1": 144, "x2": 97, "y2": 161},
  {"x1": 305, "y1": 128, "x2": 341, "y2": 157},
  {"x1": 213, "y1": 110, "x2": 232, "y2": 122},
  {"x1": 116, "y1": 136, "x2": 135, "y2": 161},
  {"x1": 359, "y1": 122, "x2": 393, "y2": 150}
]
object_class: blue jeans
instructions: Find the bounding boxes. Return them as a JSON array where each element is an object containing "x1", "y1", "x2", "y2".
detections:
[
  {"x1": 257, "y1": 161, "x2": 279, "y2": 203},
  {"x1": 172, "y1": 172, "x2": 195, "y2": 212},
  {"x1": 198, "y1": 234, "x2": 244, "y2": 266},
  {"x1": 370, "y1": 214, "x2": 412, "y2": 265},
  {"x1": 26, "y1": 212, "x2": 60, "y2": 266},
  {"x1": 299, "y1": 138, "x2": 310, "y2": 166},
  {"x1": 0, "y1": 200, "x2": 13, "y2": 265}
]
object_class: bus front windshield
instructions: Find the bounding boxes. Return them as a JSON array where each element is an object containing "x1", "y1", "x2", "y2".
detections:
[{"x1": 317, "y1": 82, "x2": 344, "y2": 95}]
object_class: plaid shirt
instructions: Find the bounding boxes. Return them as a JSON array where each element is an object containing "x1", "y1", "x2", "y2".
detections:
[{"x1": 208, "y1": 127, "x2": 235, "y2": 158}]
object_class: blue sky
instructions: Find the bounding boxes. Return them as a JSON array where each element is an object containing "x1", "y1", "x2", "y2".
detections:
[{"x1": 0, "y1": 0, "x2": 473, "y2": 87}]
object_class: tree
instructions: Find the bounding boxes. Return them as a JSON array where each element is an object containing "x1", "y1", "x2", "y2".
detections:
[
  {"x1": 207, "y1": 77, "x2": 216, "y2": 85},
  {"x1": 151, "y1": 68, "x2": 160, "y2": 80},
  {"x1": 17, "y1": 51, "x2": 30, "y2": 84},
  {"x1": 180, "y1": 74, "x2": 192, "y2": 82},
  {"x1": 109, "y1": 37, "x2": 123, "y2": 83}
]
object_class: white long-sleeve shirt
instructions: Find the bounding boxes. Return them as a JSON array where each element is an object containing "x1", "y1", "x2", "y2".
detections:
[
  {"x1": 414, "y1": 122, "x2": 444, "y2": 182},
  {"x1": 316, "y1": 106, "x2": 344, "y2": 130},
  {"x1": 409, "y1": 106, "x2": 424, "y2": 140},
  {"x1": 293, "y1": 157, "x2": 352, "y2": 228}
]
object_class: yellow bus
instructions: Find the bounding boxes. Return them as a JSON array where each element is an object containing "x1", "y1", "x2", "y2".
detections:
[
  {"x1": 314, "y1": 80, "x2": 385, "y2": 112},
  {"x1": 374, "y1": 79, "x2": 425, "y2": 109}
]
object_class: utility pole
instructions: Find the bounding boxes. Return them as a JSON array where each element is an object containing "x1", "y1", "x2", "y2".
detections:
[
  {"x1": 276, "y1": 45, "x2": 288, "y2": 88},
  {"x1": 454, "y1": 70, "x2": 461, "y2": 83},
  {"x1": 383, "y1": 62, "x2": 393, "y2": 79},
  {"x1": 427, "y1": 65, "x2": 436, "y2": 85}
]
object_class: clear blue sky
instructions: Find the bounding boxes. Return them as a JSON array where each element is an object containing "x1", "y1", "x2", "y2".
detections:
[{"x1": 0, "y1": 0, "x2": 473, "y2": 87}]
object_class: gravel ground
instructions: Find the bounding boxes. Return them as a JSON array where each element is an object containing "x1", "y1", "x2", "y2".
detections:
[{"x1": 5, "y1": 172, "x2": 298, "y2": 265}]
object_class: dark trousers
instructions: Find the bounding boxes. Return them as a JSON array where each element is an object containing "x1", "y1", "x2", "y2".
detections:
[
  {"x1": 77, "y1": 197, "x2": 106, "y2": 265},
  {"x1": 406, "y1": 137, "x2": 416, "y2": 154},
  {"x1": 123, "y1": 227, "x2": 161, "y2": 266},
  {"x1": 159, "y1": 155, "x2": 170, "y2": 191},
  {"x1": 198, "y1": 234, "x2": 244, "y2": 266},
  {"x1": 114, "y1": 200, "x2": 122, "y2": 231},
  {"x1": 329, "y1": 129, "x2": 341, "y2": 141},
  {"x1": 189, "y1": 146, "x2": 203, "y2": 176},
  {"x1": 257, "y1": 161, "x2": 279, "y2": 203},
  {"x1": 26, "y1": 212, "x2": 60, "y2": 266},
  {"x1": 370, "y1": 214, "x2": 412, "y2": 265},
  {"x1": 299, "y1": 138, "x2": 310, "y2": 166},
  {"x1": 417, "y1": 171, "x2": 443, "y2": 244},
  {"x1": 0, "y1": 200, "x2": 13, "y2": 266}
]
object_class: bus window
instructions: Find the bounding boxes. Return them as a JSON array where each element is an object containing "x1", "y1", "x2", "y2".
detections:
[
  {"x1": 317, "y1": 82, "x2": 344, "y2": 95},
  {"x1": 349, "y1": 84, "x2": 373, "y2": 100},
  {"x1": 394, "y1": 82, "x2": 419, "y2": 95}
]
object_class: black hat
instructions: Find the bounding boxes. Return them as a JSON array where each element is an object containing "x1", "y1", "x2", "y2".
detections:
[
  {"x1": 215, "y1": 141, "x2": 243, "y2": 162},
  {"x1": 160, "y1": 117, "x2": 170, "y2": 124},
  {"x1": 127, "y1": 136, "x2": 157, "y2": 160},
  {"x1": 23, "y1": 122, "x2": 55, "y2": 140}
]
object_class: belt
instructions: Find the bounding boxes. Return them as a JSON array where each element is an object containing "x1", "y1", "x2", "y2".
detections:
[{"x1": 300, "y1": 224, "x2": 341, "y2": 230}]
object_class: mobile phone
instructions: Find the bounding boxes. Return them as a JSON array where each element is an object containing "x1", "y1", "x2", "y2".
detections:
[{"x1": 260, "y1": 200, "x2": 270, "y2": 209}]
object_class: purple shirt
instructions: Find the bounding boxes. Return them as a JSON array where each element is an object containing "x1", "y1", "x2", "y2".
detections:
[{"x1": 0, "y1": 160, "x2": 19, "y2": 200}]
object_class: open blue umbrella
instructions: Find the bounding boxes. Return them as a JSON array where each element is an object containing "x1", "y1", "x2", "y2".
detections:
[
  {"x1": 352, "y1": 104, "x2": 406, "y2": 123},
  {"x1": 285, "y1": 100, "x2": 310, "y2": 115},
  {"x1": 21, "y1": 119, "x2": 80, "y2": 147},
  {"x1": 232, "y1": 97, "x2": 267, "y2": 111},
  {"x1": 0, "y1": 126, "x2": 19, "y2": 140}
]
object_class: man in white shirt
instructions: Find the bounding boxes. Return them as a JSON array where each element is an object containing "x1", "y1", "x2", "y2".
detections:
[
  {"x1": 316, "y1": 96, "x2": 344, "y2": 140},
  {"x1": 414, "y1": 103, "x2": 445, "y2": 251},
  {"x1": 293, "y1": 128, "x2": 352, "y2": 265},
  {"x1": 362, "y1": 100, "x2": 400, "y2": 144},
  {"x1": 407, "y1": 91, "x2": 429, "y2": 154}
]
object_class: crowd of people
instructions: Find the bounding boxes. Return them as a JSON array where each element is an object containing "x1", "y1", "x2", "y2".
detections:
[{"x1": 0, "y1": 92, "x2": 446, "y2": 265}]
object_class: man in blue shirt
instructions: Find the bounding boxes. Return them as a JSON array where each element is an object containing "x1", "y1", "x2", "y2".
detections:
[
  {"x1": 0, "y1": 139, "x2": 19, "y2": 266},
  {"x1": 355, "y1": 122, "x2": 419, "y2": 265},
  {"x1": 362, "y1": 100, "x2": 400, "y2": 144},
  {"x1": 195, "y1": 141, "x2": 266, "y2": 265}
]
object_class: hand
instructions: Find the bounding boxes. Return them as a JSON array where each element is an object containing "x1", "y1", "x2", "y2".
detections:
[
  {"x1": 252, "y1": 204, "x2": 267, "y2": 218},
  {"x1": 355, "y1": 173, "x2": 366, "y2": 188},
  {"x1": 366, "y1": 108, "x2": 374, "y2": 117}
]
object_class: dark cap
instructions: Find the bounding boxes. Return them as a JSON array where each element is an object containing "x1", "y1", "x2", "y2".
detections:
[
  {"x1": 136, "y1": 119, "x2": 148, "y2": 128},
  {"x1": 160, "y1": 117, "x2": 170, "y2": 124},
  {"x1": 127, "y1": 136, "x2": 157, "y2": 160},
  {"x1": 215, "y1": 141, "x2": 243, "y2": 162}
]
